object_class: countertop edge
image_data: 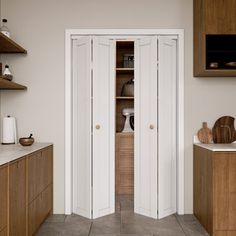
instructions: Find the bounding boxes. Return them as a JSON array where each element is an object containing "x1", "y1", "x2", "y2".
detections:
[
  {"x1": 194, "y1": 143, "x2": 236, "y2": 152},
  {"x1": 0, "y1": 142, "x2": 53, "y2": 166}
]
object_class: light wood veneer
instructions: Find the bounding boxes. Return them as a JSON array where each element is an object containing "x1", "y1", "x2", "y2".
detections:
[
  {"x1": 194, "y1": 145, "x2": 236, "y2": 236},
  {"x1": 0, "y1": 145, "x2": 53, "y2": 236}
]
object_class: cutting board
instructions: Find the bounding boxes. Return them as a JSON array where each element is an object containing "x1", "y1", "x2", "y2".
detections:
[
  {"x1": 197, "y1": 122, "x2": 213, "y2": 144},
  {"x1": 212, "y1": 116, "x2": 236, "y2": 143}
]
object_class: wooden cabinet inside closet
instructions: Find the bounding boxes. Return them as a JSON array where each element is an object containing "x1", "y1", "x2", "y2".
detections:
[{"x1": 115, "y1": 41, "x2": 134, "y2": 197}]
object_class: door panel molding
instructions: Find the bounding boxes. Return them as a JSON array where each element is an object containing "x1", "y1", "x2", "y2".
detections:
[{"x1": 134, "y1": 36, "x2": 158, "y2": 219}]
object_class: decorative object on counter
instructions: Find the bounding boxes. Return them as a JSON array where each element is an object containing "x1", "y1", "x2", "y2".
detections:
[
  {"x1": 19, "y1": 134, "x2": 34, "y2": 146},
  {"x1": 0, "y1": 19, "x2": 10, "y2": 38},
  {"x1": 197, "y1": 122, "x2": 213, "y2": 144},
  {"x1": 2, "y1": 115, "x2": 17, "y2": 144},
  {"x1": 121, "y1": 78, "x2": 134, "y2": 97},
  {"x1": 212, "y1": 116, "x2": 236, "y2": 143},
  {"x1": 123, "y1": 54, "x2": 134, "y2": 68},
  {"x1": 209, "y1": 62, "x2": 219, "y2": 69},
  {"x1": 3, "y1": 65, "x2": 13, "y2": 81}
]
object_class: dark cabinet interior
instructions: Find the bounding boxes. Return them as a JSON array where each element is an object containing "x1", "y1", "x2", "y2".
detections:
[{"x1": 206, "y1": 35, "x2": 236, "y2": 70}]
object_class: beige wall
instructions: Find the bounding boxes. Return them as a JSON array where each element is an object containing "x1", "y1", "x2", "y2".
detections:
[{"x1": 1, "y1": 0, "x2": 236, "y2": 214}]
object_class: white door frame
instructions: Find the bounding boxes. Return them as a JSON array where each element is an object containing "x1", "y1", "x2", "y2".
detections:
[{"x1": 65, "y1": 29, "x2": 185, "y2": 215}]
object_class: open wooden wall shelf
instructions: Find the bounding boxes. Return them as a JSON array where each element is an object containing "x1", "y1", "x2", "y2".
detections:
[
  {"x1": 0, "y1": 77, "x2": 27, "y2": 90},
  {"x1": 0, "y1": 32, "x2": 27, "y2": 89},
  {"x1": 0, "y1": 32, "x2": 27, "y2": 53}
]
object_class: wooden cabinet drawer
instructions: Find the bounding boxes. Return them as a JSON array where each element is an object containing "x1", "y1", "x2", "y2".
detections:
[
  {"x1": 9, "y1": 158, "x2": 26, "y2": 236},
  {"x1": 41, "y1": 147, "x2": 53, "y2": 189},
  {"x1": 28, "y1": 184, "x2": 52, "y2": 236},
  {"x1": 28, "y1": 146, "x2": 53, "y2": 203},
  {"x1": 28, "y1": 151, "x2": 42, "y2": 203},
  {"x1": 0, "y1": 227, "x2": 7, "y2": 236},
  {"x1": 0, "y1": 165, "x2": 8, "y2": 232}
]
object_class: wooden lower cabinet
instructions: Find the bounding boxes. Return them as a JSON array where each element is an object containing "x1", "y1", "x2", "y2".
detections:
[
  {"x1": 9, "y1": 158, "x2": 27, "y2": 236},
  {"x1": 116, "y1": 133, "x2": 134, "y2": 195},
  {"x1": 194, "y1": 145, "x2": 236, "y2": 236},
  {"x1": 0, "y1": 228, "x2": 7, "y2": 236},
  {"x1": 0, "y1": 144, "x2": 53, "y2": 236},
  {"x1": 0, "y1": 165, "x2": 8, "y2": 233},
  {"x1": 28, "y1": 184, "x2": 52, "y2": 235}
]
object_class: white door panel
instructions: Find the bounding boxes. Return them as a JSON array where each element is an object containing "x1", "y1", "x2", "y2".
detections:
[
  {"x1": 134, "y1": 36, "x2": 158, "y2": 219},
  {"x1": 92, "y1": 37, "x2": 115, "y2": 219},
  {"x1": 72, "y1": 36, "x2": 92, "y2": 218},
  {"x1": 158, "y1": 36, "x2": 177, "y2": 219}
]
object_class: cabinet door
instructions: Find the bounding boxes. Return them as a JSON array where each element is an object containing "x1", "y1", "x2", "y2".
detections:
[
  {"x1": 0, "y1": 228, "x2": 7, "y2": 236},
  {"x1": 41, "y1": 146, "x2": 53, "y2": 190},
  {"x1": 214, "y1": 153, "x2": 236, "y2": 231},
  {"x1": 93, "y1": 36, "x2": 115, "y2": 219},
  {"x1": 134, "y1": 36, "x2": 158, "y2": 219},
  {"x1": 28, "y1": 147, "x2": 53, "y2": 204},
  {"x1": 0, "y1": 165, "x2": 8, "y2": 232},
  {"x1": 28, "y1": 151, "x2": 42, "y2": 203},
  {"x1": 28, "y1": 184, "x2": 52, "y2": 236},
  {"x1": 9, "y1": 158, "x2": 26, "y2": 236},
  {"x1": 204, "y1": 0, "x2": 236, "y2": 34}
]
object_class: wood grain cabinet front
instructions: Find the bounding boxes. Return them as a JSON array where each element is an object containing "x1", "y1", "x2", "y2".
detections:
[
  {"x1": 9, "y1": 158, "x2": 26, "y2": 236},
  {"x1": 194, "y1": 145, "x2": 236, "y2": 236},
  {"x1": 27, "y1": 146, "x2": 53, "y2": 235},
  {"x1": 0, "y1": 144, "x2": 53, "y2": 236},
  {"x1": 116, "y1": 133, "x2": 134, "y2": 195},
  {"x1": 28, "y1": 146, "x2": 53, "y2": 204},
  {"x1": 28, "y1": 184, "x2": 52, "y2": 236},
  {"x1": 194, "y1": 0, "x2": 236, "y2": 77},
  {"x1": 0, "y1": 165, "x2": 8, "y2": 233},
  {"x1": 0, "y1": 228, "x2": 7, "y2": 236}
]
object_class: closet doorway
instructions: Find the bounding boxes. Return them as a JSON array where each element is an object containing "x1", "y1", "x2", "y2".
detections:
[{"x1": 65, "y1": 29, "x2": 185, "y2": 220}]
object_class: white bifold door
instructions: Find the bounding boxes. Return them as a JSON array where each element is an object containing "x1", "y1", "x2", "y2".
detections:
[
  {"x1": 73, "y1": 35, "x2": 176, "y2": 220},
  {"x1": 134, "y1": 36, "x2": 177, "y2": 219},
  {"x1": 72, "y1": 36, "x2": 115, "y2": 219}
]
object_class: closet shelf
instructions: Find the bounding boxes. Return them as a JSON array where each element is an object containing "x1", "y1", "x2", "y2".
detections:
[
  {"x1": 116, "y1": 96, "x2": 134, "y2": 100},
  {"x1": 116, "y1": 68, "x2": 134, "y2": 73},
  {"x1": 0, "y1": 32, "x2": 27, "y2": 53},
  {"x1": 0, "y1": 77, "x2": 27, "y2": 90}
]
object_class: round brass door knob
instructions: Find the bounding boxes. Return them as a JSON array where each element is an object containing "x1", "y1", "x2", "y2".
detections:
[
  {"x1": 149, "y1": 124, "x2": 154, "y2": 130},
  {"x1": 95, "y1": 125, "x2": 100, "y2": 130}
]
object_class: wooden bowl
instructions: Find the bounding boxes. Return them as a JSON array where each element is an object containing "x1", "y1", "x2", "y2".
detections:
[{"x1": 19, "y1": 137, "x2": 34, "y2": 146}]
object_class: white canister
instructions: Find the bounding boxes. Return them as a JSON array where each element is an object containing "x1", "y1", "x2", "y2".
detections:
[{"x1": 2, "y1": 116, "x2": 17, "y2": 144}]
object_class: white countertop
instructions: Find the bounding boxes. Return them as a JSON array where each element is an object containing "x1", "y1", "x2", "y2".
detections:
[
  {"x1": 0, "y1": 143, "x2": 53, "y2": 166},
  {"x1": 195, "y1": 143, "x2": 236, "y2": 152}
]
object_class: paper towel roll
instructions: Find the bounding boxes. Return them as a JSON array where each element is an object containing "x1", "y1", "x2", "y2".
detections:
[{"x1": 2, "y1": 116, "x2": 17, "y2": 144}]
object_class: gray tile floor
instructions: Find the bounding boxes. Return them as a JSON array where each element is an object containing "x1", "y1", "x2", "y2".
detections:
[{"x1": 36, "y1": 195, "x2": 209, "y2": 236}]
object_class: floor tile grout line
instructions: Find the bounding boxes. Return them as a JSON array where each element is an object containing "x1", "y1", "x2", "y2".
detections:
[
  {"x1": 88, "y1": 221, "x2": 93, "y2": 236},
  {"x1": 175, "y1": 214, "x2": 188, "y2": 236}
]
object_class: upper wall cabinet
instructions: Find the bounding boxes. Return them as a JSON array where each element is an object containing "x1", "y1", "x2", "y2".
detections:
[{"x1": 194, "y1": 0, "x2": 236, "y2": 77}]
